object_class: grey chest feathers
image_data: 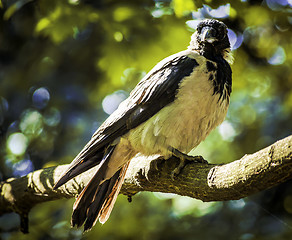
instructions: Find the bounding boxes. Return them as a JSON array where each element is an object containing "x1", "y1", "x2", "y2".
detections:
[{"x1": 126, "y1": 53, "x2": 232, "y2": 158}]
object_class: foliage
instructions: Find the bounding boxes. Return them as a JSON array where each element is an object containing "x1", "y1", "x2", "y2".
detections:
[{"x1": 0, "y1": 0, "x2": 292, "y2": 239}]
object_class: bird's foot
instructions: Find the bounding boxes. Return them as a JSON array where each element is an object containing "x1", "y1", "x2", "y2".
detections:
[{"x1": 170, "y1": 148, "x2": 208, "y2": 180}]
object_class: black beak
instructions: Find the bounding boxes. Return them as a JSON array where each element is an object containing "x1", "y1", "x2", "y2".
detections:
[{"x1": 201, "y1": 26, "x2": 217, "y2": 43}]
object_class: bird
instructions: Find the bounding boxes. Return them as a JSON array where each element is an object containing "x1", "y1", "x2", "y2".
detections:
[{"x1": 53, "y1": 19, "x2": 233, "y2": 231}]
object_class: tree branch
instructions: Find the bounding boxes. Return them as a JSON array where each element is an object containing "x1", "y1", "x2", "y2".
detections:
[{"x1": 1, "y1": 135, "x2": 292, "y2": 232}]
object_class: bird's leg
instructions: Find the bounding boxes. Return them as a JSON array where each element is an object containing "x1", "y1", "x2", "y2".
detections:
[{"x1": 169, "y1": 148, "x2": 208, "y2": 180}]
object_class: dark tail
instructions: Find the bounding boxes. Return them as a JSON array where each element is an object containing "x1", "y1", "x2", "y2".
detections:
[
  {"x1": 53, "y1": 144, "x2": 108, "y2": 190},
  {"x1": 54, "y1": 144, "x2": 130, "y2": 231},
  {"x1": 71, "y1": 160, "x2": 130, "y2": 231}
]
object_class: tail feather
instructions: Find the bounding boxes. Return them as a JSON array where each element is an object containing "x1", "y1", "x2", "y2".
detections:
[
  {"x1": 71, "y1": 146, "x2": 114, "y2": 209},
  {"x1": 54, "y1": 137, "x2": 132, "y2": 231},
  {"x1": 72, "y1": 161, "x2": 130, "y2": 231},
  {"x1": 83, "y1": 172, "x2": 118, "y2": 230},
  {"x1": 69, "y1": 158, "x2": 111, "y2": 227},
  {"x1": 99, "y1": 160, "x2": 130, "y2": 224},
  {"x1": 54, "y1": 144, "x2": 117, "y2": 190},
  {"x1": 71, "y1": 179, "x2": 108, "y2": 228},
  {"x1": 53, "y1": 153, "x2": 103, "y2": 189}
]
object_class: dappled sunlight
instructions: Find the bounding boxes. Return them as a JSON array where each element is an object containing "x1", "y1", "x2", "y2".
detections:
[
  {"x1": 12, "y1": 158, "x2": 34, "y2": 177},
  {"x1": 32, "y1": 87, "x2": 50, "y2": 110},
  {"x1": 7, "y1": 133, "x2": 28, "y2": 156},
  {"x1": 20, "y1": 110, "x2": 43, "y2": 138},
  {"x1": 268, "y1": 46, "x2": 286, "y2": 65},
  {"x1": 43, "y1": 108, "x2": 61, "y2": 127},
  {"x1": 102, "y1": 90, "x2": 128, "y2": 115},
  {"x1": 172, "y1": 196, "x2": 222, "y2": 218},
  {"x1": 0, "y1": 0, "x2": 292, "y2": 239},
  {"x1": 218, "y1": 121, "x2": 238, "y2": 142}
]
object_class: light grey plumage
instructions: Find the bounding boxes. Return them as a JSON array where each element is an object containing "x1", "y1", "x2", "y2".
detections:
[
  {"x1": 126, "y1": 51, "x2": 230, "y2": 157},
  {"x1": 54, "y1": 19, "x2": 233, "y2": 231}
]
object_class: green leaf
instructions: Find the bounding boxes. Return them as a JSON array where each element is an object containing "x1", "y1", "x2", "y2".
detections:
[
  {"x1": 3, "y1": 0, "x2": 33, "y2": 20},
  {"x1": 172, "y1": 0, "x2": 196, "y2": 17}
]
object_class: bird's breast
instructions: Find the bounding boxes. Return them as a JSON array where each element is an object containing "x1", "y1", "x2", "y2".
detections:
[{"x1": 126, "y1": 58, "x2": 230, "y2": 158}]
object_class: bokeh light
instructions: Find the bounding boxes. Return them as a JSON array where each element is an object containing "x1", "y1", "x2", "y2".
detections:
[
  {"x1": 19, "y1": 109, "x2": 43, "y2": 137},
  {"x1": 102, "y1": 91, "x2": 128, "y2": 115},
  {"x1": 218, "y1": 121, "x2": 237, "y2": 141},
  {"x1": 32, "y1": 87, "x2": 50, "y2": 109},
  {"x1": 266, "y1": 0, "x2": 292, "y2": 10},
  {"x1": 44, "y1": 108, "x2": 61, "y2": 127},
  {"x1": 7, "y1": 133, "x2": 28, "y2": 156},
  {"x1": 114, "y1": 31, "x2": 123, "y2": 42},
  {"x1": 12, "y1": 158, "x2": 34, "y2": 177},
  {"x1": 228, "y1": 29, "x2": 244, "y2": 50},
  {"x1": 191, "y1": 4, "x2": 231, "y2": 20},
  {"x1": 203, "y1": 4, "x2": 231, "y2": 19},
  {"x1": 172, "y1": 197, "x2": 222, "y2": 217},
  {"x1": 228, "y1": 199, "x2": 246, "y2": 210},
  {"x1": 268, "y1": 46, "x2": 286, "y2": 65}
]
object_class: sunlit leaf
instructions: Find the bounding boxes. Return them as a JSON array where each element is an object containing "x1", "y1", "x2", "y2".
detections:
[
  {"x1": 113, "y1": 6, "x2": 135, "y2": 22},
  {"x1": 172, "y1": 0, "x2": 196, "y2": 17},
  {"x1": 244, "y1": 6, "x2": 270, "y2": 26},
  {"x1": 35, "y1": 2, "x2": 99, "y2": 43},
  {"x1": 35, "y1": 18, "x2": 51, "y2": 32},
  {"x1": 3, "y1": 0, "x2": 33, "y2": 20}
]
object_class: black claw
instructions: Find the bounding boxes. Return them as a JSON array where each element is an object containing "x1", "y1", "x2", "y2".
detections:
[
  {"x1": 170, "y1": 148, "x2": 208, "y2": 179},
  {"x1": 171, "y1": 158, "x2": 187, "y2": 180},
  {"x1": 192, "y1": 155, "x2": 208, "y2": 164}
]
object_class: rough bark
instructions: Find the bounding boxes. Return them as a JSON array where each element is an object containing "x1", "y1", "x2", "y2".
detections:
[{"x1": 1, "y1": 135, "x2": 292, "y2": 233}]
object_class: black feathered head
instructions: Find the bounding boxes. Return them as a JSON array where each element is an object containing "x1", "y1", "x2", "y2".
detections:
[{"x1": 189, "y1": 19, "x2": 232, "y2": 63}]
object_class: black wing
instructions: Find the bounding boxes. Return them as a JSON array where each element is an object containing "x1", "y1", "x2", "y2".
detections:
[
  {"x1": 54, "y1": 51, "x2": 199, "y2": 188},
  {"x1": 84, "y1": 52, "x2": 199, "y2": 154}
]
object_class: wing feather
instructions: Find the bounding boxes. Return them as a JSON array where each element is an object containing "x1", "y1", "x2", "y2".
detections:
[
  {"x1": 54, "y1": 51, "x2": 199, "y2": 189},
  {"x1": 91, "y1": 52, "x2": 199, "y2": 149}
]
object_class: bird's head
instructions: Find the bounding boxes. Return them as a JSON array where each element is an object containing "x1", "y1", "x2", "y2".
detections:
[{"x1": 189, "y1": 19, "x2": 232, "y2": 63}]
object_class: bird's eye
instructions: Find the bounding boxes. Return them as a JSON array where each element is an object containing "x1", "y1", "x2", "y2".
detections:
[
  {"x1": 208, "y1": 28, "x2": 217, "y2": 37},
  {"x1": 200, "y1": 26, "x2": 218, "y2": 42}
]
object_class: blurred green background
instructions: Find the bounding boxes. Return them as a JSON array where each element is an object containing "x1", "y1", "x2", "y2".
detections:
[{"x1": 0, "y1": 0, "x2": 292, "y2": 239}]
